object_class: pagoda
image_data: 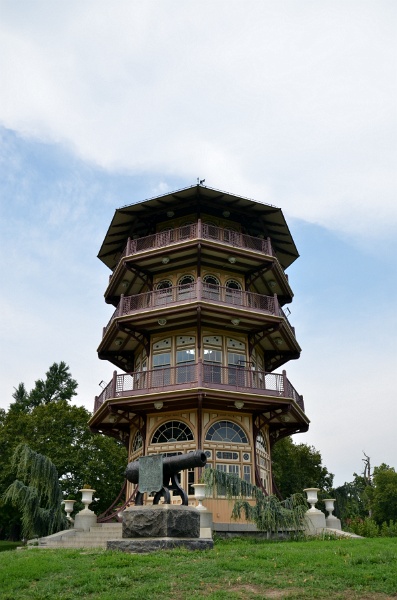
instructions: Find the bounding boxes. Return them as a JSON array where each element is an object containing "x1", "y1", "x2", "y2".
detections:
[{"x1": 89, "y1": 184, "x2": 309, "y2": 524}]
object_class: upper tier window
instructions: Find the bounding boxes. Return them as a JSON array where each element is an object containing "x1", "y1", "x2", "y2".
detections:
[
  {"x1": 152, "y1": 420, "x2": 194, "y2": 443},
  {"x1": 206, "y1": 420, "x2": 248, "y2": 444}
]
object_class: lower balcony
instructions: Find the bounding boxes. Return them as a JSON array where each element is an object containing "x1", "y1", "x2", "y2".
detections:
[{"x1": 93, "y1": 361, "x2": 304, "y2": 414}]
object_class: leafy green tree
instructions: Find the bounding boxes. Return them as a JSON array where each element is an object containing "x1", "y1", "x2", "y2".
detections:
[
  {"x1": 333, "y1": 474, "x2": 369, "y2": 523},
  {"x1": 366, "y1": 464, "x2": 397, "y2": 525},
  {"x1": 9, "y1": 362, "x2": 77, "y2": 414},
  {"x1": 0, "y1": 363, "x2": 127, "y2": 540},
  {"x1": 203, "y1": 467, "x2": 307, "y2": 535},
  {"x1": 2, "y1": 444, "x2": 68, "y2": 540},
  {"x1": 271, "y1": 437, "x2": 334, "y2": 498}
]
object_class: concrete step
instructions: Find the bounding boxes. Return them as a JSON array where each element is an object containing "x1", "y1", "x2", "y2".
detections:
[{"x1": 35, "y1": 523, "x2": 123, "y2": 549}]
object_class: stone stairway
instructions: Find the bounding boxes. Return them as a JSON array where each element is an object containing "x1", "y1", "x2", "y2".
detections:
[{"x1": 32, "y1": 522, "x2": 123, "y2": 549}]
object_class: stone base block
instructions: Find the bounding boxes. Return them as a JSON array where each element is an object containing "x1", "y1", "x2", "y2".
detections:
[
  {"x1": 199, "y1": 510, "x2": 213, "y2": 530},
  {"x1": 123, "y1": 505, "x2": 200, "y2": 539},
  {"x1": 107, "y1": 537, "x2": 213, "y2": 553},
  {"x1": 74, "y1": 510, "x2": 97, "y2": 532},
  {"x1": 326, "y1": 515, "x2": 342, "y2": 530},
  {"x1": 304, "y1": 509, "x2": 327, "y2": 535}
]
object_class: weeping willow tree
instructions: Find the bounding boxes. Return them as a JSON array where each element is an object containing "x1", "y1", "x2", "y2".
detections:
[
  {"x1": 2, "y1": 444, "x2": 68, "y2": 540},
  {"x1": 202, "y1": 467, "x2": 307, "y2": 535}
]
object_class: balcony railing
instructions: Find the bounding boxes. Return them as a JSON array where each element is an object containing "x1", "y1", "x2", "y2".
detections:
[
  {"x1": 102, "y1": 281, "x2": 289, "y2": 338},
  {"x1": 118, "y1": 222, "x2": 274, "y2": 261},
  {"x1": 93, "y1": 362, "x2": 304, "y2": 414}
]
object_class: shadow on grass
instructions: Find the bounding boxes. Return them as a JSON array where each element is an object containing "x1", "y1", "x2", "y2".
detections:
[{"x1": 0, "y1": 541, "x2": 22, "y2": 552}]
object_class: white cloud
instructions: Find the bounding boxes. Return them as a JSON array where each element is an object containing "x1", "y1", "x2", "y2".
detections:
[{"x1": 0, "y1": 1, "x2": 395, "y2": 239}]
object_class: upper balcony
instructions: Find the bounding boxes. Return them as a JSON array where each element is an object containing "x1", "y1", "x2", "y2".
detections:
[
  {"x1": 92, "y1": 362, "x2": 305, "y2": 417},
  {"x1": 104, "y1": 222, "x2": 294, "y2": 305},
  {"x1": 98, "y1": 280, "x2": 300, "y2": 373},
  {"x1": 103, "y1": 281, "x2": 296, "y2": 338}
]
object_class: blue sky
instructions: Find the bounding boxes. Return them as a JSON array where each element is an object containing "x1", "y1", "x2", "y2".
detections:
[{"x1": 0, "y1": 1, "x2": 396, "y2": 487}]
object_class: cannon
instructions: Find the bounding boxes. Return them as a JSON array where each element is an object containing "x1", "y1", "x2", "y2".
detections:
[{"x1": 125, "y1": 450, "x2": 207, "y2": 506}]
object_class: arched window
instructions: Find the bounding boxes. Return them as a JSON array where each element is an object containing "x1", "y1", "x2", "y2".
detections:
[
  {"x1": 255, "y1": 429, "x2": 271, "y2": 492},
  {"x1": 132, "y1": 431, "x2": 143, "y2": 453},
  {"x1": 206, "y1": 420, "x2": 248, "y2": 444},
  {"x1": 255, "y1": 431, "x2": 267, "y2": 453},
  {"x1": 203, "y1": 274, "x2": 220, "y2": 301},
  {"x1": 225, "y1": 279, "x2": 243, "y2": 305},
  {"x1": 156, "y1": 280, "x2": 172, "y2": 290},
  {"x1": 178, "y1": 274, "x2": 195, "y2": 300},
  {"x1": 179, "y1": 221, "x2": 194, "y2": 241},
  {"x1": 205, "y1": 420, "x2": 251, "y2": 485},
  {"x1": 155, "y1": 280, "x2": 173, "y2": 306},
  {"x1": 152, "y1": 420, "x2": 194, "y2": 444},
  {"x1": 178, "y1": 274, "x2": 195, "y2": 286}
]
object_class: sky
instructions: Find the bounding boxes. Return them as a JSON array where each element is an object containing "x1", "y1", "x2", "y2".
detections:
[{"x1": 0, "y1": 0, "x2": 396, "y2": 488}]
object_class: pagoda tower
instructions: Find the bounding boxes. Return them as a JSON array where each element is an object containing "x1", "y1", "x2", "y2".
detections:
[{"x1": 89, "y1": 184, "x2": 309, "y2": 524}]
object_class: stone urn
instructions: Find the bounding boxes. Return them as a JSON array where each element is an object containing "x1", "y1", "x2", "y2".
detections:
[
  {"x1": 303, "y1": 488, "x2": 326, "y2": 534},
  {"x1": 303, "y1": 487, "x2": 320, "y2": 512},
  {"x1": 74, "y1": 488, "x2": 97, "y2": 531},
  {"x1": 192, "y1": 483, "x2": 208, "y2": 511},
  {"x1": 80, "y1": 488, "x2": 95, "y2": 511},
  {"x1": 62, "y1": 499, "x2": 76, "y2": 521},
  {"x1": 323, "y1": 498, "x2": 341, "y2": 530},
  {"x1": 324, "y1": 498, "x2": 336, "y2": 517}
]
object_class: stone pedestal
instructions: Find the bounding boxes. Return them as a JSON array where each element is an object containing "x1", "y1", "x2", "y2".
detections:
[
  {"x1": 123, "y1": 505, "x2": 200, "y2": 538},
  {"x1": 74, "y1": 509, "x2": 97, "y2": 532},
  {"x1": 326, "y1": 515, "x2": 342, "y2": 530},
  {"x1": 304, "y1": 509, "x2": 327, "y2": 535},
  {"x1": 107, "y1": 505, "x2": 213, "y2": 553}
]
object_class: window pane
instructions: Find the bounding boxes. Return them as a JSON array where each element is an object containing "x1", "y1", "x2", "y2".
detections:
[
  {"x1": 203, "y1": 349, "x2": 222, "y2": 362},
  {"x1": 153, "y1": 353, "x2": 171, "y2": 367},
  {"x1": 176, "y1": 349, "x2": 195, "y2": 363}
]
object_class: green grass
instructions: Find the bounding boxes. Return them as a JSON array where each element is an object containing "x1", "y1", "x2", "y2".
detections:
[
  {"x1": 0, "y1": 537, "x2": 396, "y2": 599},
  {"x1": 0, "y1": 541, "x2": 21, "y2": 553}
]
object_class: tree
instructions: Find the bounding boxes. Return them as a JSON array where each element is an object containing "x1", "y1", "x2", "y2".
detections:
[
  {"x1": 333, "y1": 474, "x2": 369, "y2": 523},
  {"x1": 0, "y1": 363, "x2": 127, "y2": 540},
  {"x1": 271, "y1": 437, "x2": 334, "y2": 498},
  {"x1": 2, "y1": 444, "x2": 68, "y2": 540},
  {"x1": 9, "y1": 362, "x2": 77, "y2": 414},
  {"x1": 366, "y1": 464, "x2": 397, "y2": 525},
  {"x1": 203, "y1": 467, "x2": 307, "y2": 535}
]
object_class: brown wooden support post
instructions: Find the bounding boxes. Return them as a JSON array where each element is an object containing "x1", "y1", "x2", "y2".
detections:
[
  {"x1": 197, "y1": 218, "x2": 202, "y2": 239},
  {"x1": 119, "y1": 294, "x2": 124, "y2": 316},
  {"x1": 198, "y1": 357, "x2": 203, "y2": 387},
  {"x1": 197, "y1": 276, "x2": 202, "y2": 302},
  {"x1": 111, "y1": 371, "x2": 117, "y2": 399},
  {"x1": 197, "y1": 393, "x2": 203, "y2": 450},
  {"x1": 267, "y1": 236, "x2": 272, "y2": 255},
  {"x1": 273, "y1": 293, "x2": 279, "y2": 316},
  {"x1": 282, "y1": 370, "x2": 288, "y2": 397},
  {"x1": 127, "y1": 237, "x2": 131, "y2": 256}
]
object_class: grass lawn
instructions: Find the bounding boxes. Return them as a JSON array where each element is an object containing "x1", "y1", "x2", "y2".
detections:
[
  {"x1": 0, "y1": 537, "x2": 396, "y2": 599},
  {"x1": 0, "y1": 541, "x2": 20, "y2": 553}
]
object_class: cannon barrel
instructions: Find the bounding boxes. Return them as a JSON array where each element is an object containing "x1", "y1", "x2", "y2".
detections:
[{"x1": 125, "y1": 450, "x2": 207, "y2": 484}]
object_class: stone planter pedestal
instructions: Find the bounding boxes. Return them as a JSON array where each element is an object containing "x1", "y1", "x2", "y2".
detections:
[
  {"x1": 192, "y1": 483, "x2": 213, "y2": 537},
  {"x1": 74, "y1": 488, "x2": 97, "y2": 532},
  {"x1": 303, "y1": 487, "x2": 326, "y2": 534},
  {"x1": 324, "y1": 498, "x2": 341, "y2": 530}
]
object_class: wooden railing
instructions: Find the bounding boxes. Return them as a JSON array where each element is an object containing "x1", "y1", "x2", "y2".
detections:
[
  {"x1": 116, "y1": 222, "x2": 274, "y2": 263},
  {"x1": 93, "y1": 363, "x2": 304, "y2": 413},
  {"x1": 102, "y1": 281, "x2": 288, "y2": 338}
]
